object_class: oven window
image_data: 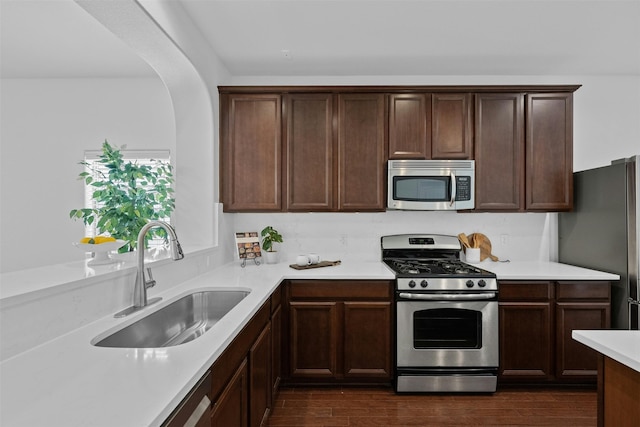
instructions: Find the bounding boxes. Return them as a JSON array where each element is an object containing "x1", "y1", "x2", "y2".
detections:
[
  {"x1": 394, "y1": 176, "x2": 450, "y2": 202},
  {"x1": 413, "y1": 308, "x2": 482, "y2": 349}
]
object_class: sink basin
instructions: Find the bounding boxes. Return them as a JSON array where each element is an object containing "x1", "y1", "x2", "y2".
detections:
[{"x1": 94, "y1": 290, "x2": 250, "y2": 348}]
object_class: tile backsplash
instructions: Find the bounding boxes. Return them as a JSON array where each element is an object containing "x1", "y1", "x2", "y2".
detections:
[{"x1": 231, "y1": 211, "x2": 557, "y2": 264}]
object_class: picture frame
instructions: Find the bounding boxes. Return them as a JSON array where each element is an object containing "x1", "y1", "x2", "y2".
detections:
[{"x1": 234, "y1": 231, "x2": 262, "y2": 262}]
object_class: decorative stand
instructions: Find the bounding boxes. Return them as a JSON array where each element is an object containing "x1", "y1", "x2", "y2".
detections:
[{"x1": 240, "y1": 257, "x2": 261, "y2": 268}]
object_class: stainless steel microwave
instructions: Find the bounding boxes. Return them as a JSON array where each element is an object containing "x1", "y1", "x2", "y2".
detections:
[{"x1": 387, "y1": 160, "x2": 475, "y2": 211}]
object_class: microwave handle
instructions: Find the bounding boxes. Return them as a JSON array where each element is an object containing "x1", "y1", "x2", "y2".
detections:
[{"x1": 449, "y1": 171, "x2": 456, "y2": 206}]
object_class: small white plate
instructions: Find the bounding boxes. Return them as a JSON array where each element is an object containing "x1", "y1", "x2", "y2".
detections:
[{"x1": 73, "y1": 239, "x2": 127, "y2": 265}]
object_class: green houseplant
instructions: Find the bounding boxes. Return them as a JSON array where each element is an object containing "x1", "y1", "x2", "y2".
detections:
[
  {"x1": 69, "y1": 140, "x2": 175, "y2": 252},
  {"x1": 260, "y1": 226, "x2": 283, "y2": 264}
]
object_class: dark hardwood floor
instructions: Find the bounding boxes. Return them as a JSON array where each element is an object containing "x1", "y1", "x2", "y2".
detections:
[{"x1": 267, "y1": 386, "x2": 597, "y2": 426}]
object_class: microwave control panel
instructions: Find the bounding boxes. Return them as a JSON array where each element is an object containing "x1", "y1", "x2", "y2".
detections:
[{"x1": 455, "y1": 176, "x2": 472, "y2": 201}]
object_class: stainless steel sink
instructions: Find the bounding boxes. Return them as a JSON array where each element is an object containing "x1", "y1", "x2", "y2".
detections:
[{"x1": 94, "y1": 290, "x2": 250, "y2": 348}]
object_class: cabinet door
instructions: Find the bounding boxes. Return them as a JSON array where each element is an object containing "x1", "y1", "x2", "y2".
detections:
[
  {"x1": 221, "y1": 94, "x2": 282, "y2": 211},
  {"x1": 337, "y1": 93, "x2": 386, "y2": 211},
  {"x1": 525, "y1": 93, "x2": 573, "y2": 211},
  {"x1": 431, "y1": 93, "x2": 473, "y2": 159},
  {"x1": 474, "y1": 93, "x2": 525, "y2": 210},
  {"x1": 556, "y1": 302, "x2": 610, "y2": 381},
  {"x1": 249, "y1": 324, "x2": 271, "y2": 427},
  {"x1": 211, "y1": 358, "x2": 248, "y2": 427},
  {"x1": 388, "y1": 93, "x2": 431, "y2": 159},
  {"x1": 285, "y1": 93, "x2": 335, "y2": 211},
  {"x1": 343, "y1": 302, "x2": 392, "y2": 379},
  {"x1": 499, "y1": 302, "x2": 554, "y2": 381},
  {"x1": 271, "y1": 303, "x2": 282, "y2": 402},
  {"x1": 289, "y1": 301, "x2": 339, "y2": 378}
]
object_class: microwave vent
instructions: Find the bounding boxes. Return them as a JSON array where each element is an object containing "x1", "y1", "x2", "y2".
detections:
[{"x1": 389, "y1": 160, "x2": 474, "y2": 170}]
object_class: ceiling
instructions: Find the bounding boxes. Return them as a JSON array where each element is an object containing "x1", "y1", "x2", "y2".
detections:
[{"x1": 1, "y1": 0, "x2": 640, "y2": 78}]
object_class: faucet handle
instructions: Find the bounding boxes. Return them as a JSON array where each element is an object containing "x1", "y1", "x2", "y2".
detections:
[{"x1": 145, "y1": 267, "x2": 157, "y2": 288}]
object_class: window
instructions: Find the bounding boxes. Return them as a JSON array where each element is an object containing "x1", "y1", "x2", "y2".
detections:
[{"x1": 83, "y1": 149, "x2": 173, "y2": 248}]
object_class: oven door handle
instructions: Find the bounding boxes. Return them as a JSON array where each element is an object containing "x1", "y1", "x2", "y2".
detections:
[{"x1": 398, "y1": 292, "x2": 497, "y2": 301}]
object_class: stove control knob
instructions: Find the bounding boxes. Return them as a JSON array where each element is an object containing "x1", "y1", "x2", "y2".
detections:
[
  {"x1": 420, "y1": 280, "x2": 428, "y2": 288},
  {"x1": 466, "y1": 280, "x2": 475, "y2": 288},
  {"x1": 408, "y1": 280, "x2": 416, "y2": 288},
  {"x1": 478, "y1": 279, "x2": 487, "y2": 288}
]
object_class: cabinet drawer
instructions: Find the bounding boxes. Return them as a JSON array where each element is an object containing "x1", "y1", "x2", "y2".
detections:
[
  {"x1": 499, "y1": 281, "x2": 553, "y2": 301},
  {"x1": 556, "y1": 281, "x2": 611, "y2": 301},
  {"x1": 288, "y1": 280, "x2": 392, "y2": 300}
]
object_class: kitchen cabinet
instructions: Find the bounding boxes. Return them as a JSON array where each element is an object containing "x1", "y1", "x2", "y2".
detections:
[
  {"x1": 270, "y1": 287, "x2": 282, "y2": 403},
  {"x1": 474, "y1": 93, "x2": 525, "y2": 210},
  {"x1": 207, "y1": 285, "x2": 281, "y2": 427},
  {"x1": 388, "y1": 92, "x2": 472, "y2": 160},
  {"x1": 163, "y1": 371, "x2": 212, "y2": 427},
  {"x1": 211, "y1": 359, "x2": 248, "y2": 427},
  {"x1": 283, "y1": 280, "x2": 393, "y2": 383},
  {"x1": 285, "y1": 93, "x2": 335, "y2": 211},
  {"x1": 555, "y1": 282, "x2": 610, "y2": 381},
  {"x1": 525, "y1": 93, "x2": 574, "y2": 211},
  {"x1": 337, "y1": 93, "x2": 387, "y2": 211},
  {"x1": 474, "y1": 92, "x2": 573, "y2": 212},
  {"x1": 499, "y1": 281, "x2": 554, "y2": 381},
  {"x1": 498, "y1": 281, "x2": 611, "y2": 384},
  {"x1": 219, "y1": 85, "x2": 578, "y2": 213},
  {"x1": 220, "y1": 93, "x2": 282, "y2": 212},
  {"x1": 388, "y1": 93, "x2": 431, "y2": 159},
  {"x1": 220, "y1": 90, "x2": 385, "y2": 212},
  {"x1": 249, "y1": 324, "x2": 271, "y2": 427},
  {"x1": 431, "y1": 93, "x2": 473, "y2": 159}
]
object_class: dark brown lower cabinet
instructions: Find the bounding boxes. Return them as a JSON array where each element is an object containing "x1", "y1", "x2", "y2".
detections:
[
  {"x1": 211, "y1": 358, "x2": 248, "y2": 427},
  {"x1": 499, "y1": 281, "x2": 611, "y2": 385},
  {"x1": 249, "y1": 324, "x2": 271, "y2": 427},
  {"x1": 202, "y1": 286, "x2": 282, "y2": 427},
  {"x1": 289, "y1": 301, "x2": 339, "y2": 378},
  {"x1": 499, "y1": 300, "x2": 554, "y2": 381},
  {"x1": 284, "y1": 280, "x2": 393, "y2": 384}
]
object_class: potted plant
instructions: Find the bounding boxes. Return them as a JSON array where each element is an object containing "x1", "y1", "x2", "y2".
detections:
[
  {"x1": 260, "y1": 226, "x2": 283, "y2": 264},
  {"x1": 69, "y1": 140, "x2": 175, "y2": 253}
]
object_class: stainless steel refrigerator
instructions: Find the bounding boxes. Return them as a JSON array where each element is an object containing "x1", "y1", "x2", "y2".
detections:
[{"x1": 558, "y1": 155, "x2": 639, "y2": 330}]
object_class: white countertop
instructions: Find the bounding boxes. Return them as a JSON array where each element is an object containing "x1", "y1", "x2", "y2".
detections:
[
  {"x1": 476, "y1": 260, "x2": 619, "y2": 281},
  {"x1": 0, "y1": 259, "x2": 619, "y2": 427},
  {"x1": 572, "y1": 330, "x2": 640, "y2": 372}
]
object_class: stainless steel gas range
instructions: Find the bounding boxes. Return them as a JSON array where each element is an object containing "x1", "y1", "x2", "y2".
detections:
[{"x1": 381, "y1": 234, "x2": 499, "y2": 393}]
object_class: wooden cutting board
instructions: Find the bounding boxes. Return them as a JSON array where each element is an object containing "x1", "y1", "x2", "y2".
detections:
[
  {"x1": 289, "y1": 260, "x2": 342, "y2": 270},
  {"x1": 468, "y1": 233, "x2": 499, "y2": 261}
]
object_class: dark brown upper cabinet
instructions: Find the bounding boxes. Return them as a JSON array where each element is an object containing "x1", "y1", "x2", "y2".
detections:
[
  {"x1": 337, "y1": 93, "x2": 387, "y2": 211},
  {"x1": 525, "y1": 93, "x2": 574, "y2": 211},
  {"x1": 388, "y1": 92, "x2": 472, "y2": 160},
  {"x1": 219, "y1": 85, "x2": 579, "y2": 213},
  {"x1": 220, "y1": 93, "x2": 282, "y2": 212},
  {"x1": 388, "y1": 93, "x2": 431, "y2": 159},
  {"x1": 474, "y1": 93, "x2": 525, "y2": 210},
  {"x1": 475, "y1": 92, "x2": 574, "y2": 212},
  {"x1": 285, "y1": 93, "x2": 335, "y2": 211},
  {"x1": 431, "y1": 93, "x2": 473, "y2": 159}
]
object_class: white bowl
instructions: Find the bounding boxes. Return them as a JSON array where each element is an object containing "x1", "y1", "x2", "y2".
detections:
[{"x1": 73, "y1": 239, "x2": 127, "y2": 265}]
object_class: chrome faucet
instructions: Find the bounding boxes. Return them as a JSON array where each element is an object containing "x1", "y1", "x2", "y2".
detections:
[{"x1": 114, "y1": 221, "x2": 184, "y2": 318}]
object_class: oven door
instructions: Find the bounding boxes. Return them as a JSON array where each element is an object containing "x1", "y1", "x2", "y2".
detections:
[{"x1": 396, "y1": 295, "x2": 498, "y2": 368}]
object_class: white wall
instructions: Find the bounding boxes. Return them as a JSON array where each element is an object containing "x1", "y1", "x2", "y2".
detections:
[{"x1": 0, "y1": 78, "x2": 175, "y2": 272}]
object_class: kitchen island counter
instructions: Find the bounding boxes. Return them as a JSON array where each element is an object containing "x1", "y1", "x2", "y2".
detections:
[{"x1": 572, "y1": 330, "x2": 640, "y2": 372}]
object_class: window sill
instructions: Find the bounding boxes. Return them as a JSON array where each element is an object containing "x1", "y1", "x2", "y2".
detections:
[{"x1": 0, "y1": 245, "x2": 214, "y2": 308}]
